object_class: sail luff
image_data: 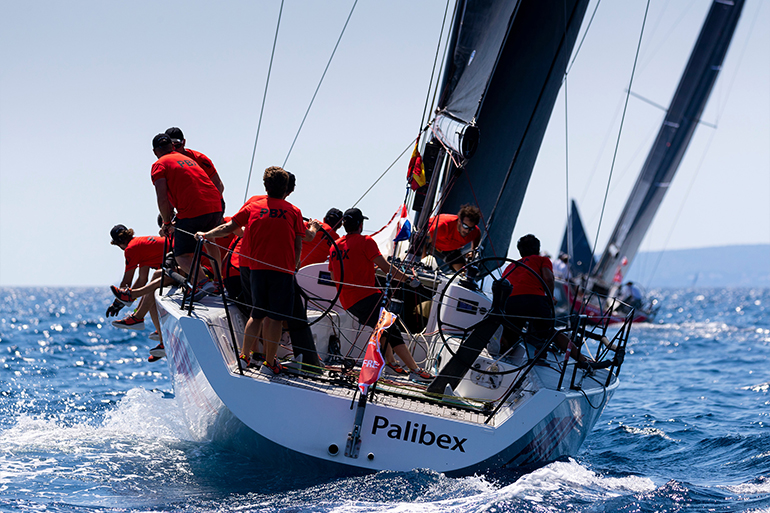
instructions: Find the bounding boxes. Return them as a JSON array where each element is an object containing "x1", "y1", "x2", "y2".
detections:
[{"x1": 593, "y1": 0, "x2": 745, "y2": 285}]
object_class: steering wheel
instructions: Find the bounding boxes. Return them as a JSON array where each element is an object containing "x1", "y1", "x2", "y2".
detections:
[
  {"x1": 296, "y1": 224, "x2": 344, "y2": 327},
  {"x1": 435, "y1": 256, "x2": 555, "y2": 375}
]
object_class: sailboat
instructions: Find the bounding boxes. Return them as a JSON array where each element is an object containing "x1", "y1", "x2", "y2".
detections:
[
  {"x1": 151, "y1": 0, "x2": 632, "y2": 476},
  {"x1": 562, "y1": 0, "x2": 745, "y2": 324}
]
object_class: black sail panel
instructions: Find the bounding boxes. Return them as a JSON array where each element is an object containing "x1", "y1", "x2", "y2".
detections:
[
  {"x1": 593, "y1": 0, "x2": 745, "y2": 285},
  {"x1": 560, "y1": 199, "x2": 596, "y2": 276},
  {"x1": 439, "y1": 0, "x2": 521, "y2": 124},
  {"x1": 439, "y1": 0, "x2": 589, "y2": 261}
]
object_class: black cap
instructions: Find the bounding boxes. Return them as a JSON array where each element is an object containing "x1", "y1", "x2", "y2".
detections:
[
  {"x1": 343, "y1": 208, "x2": 368, "y2": 225},
  {"x1": 152, "y1": 133, "x2": 173, "y2": 149},
  {"x1": 165, "y1": 127, "x2": 184, "y2": 144},
  {"x1": 324, "y1": 208, "x2": 343, "y2": 228},
  {"x1": 110, "y1": 224, "x2": 128, "y2": 244}
]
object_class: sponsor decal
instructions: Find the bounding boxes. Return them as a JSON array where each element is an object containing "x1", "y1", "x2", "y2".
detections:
[
  {"x1": 176, "y1": 159, "x2": 199, "y2": 168},
  {"x1": 257, "y1": 208, "x2": 288, "y2": 219},
  {"x1": 371, "y1": 415, "x2": 467, "y2": 452},
  {"x1": 329, "y1": 248, "x2": 349, "y2": 261}
]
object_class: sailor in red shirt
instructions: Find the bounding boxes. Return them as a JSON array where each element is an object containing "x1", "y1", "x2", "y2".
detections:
[
  {"x1": 423, "y1": 204, "x2": 482, "y2": 271},
  {"x1": 299, "y1": 207, "x2": 343, "y2": 267},
  {"x1": 198, "y1": 167, "x2": 304, "y2": 374},
  {"x1": 151, "y1": 133, "x2": 223, "y2": 283},
  {"x1": 328, "y1": 208, "x2": 433, "y2": 382},
  {"x1": 165, "y1": 127, "x2": 226, "y2": 212},
  {"x1": 107, "y1": 224, "x2": 165, "y2": 342},
  {"x1": 502, "y1": 234, "x2": 584, "y2": 361}
]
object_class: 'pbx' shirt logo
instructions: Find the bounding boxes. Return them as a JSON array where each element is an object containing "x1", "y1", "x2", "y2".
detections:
[
  {"x1": 330, "y1": 249, "x2": 349, "y2": 260},
  {"x1": 258, "y1": 208, "x2": 288, "y2": 219}
]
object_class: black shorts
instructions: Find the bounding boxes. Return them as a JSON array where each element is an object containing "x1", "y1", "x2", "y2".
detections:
[
  {"x1": 347, "y1": 293, "x2": 405, "y2": 348},
  {"x1": 249, "y1": 269, "x2": 295, "y2": 321},
  {"x1": 435, "y1": 249, "x2": 466, "y2": 270},
  {"x1": 504, "y1": 294, "x2": 554, "y2": 345},
  {"x1": 173, "y1": 211, "x2": 223, "y2": 256}
]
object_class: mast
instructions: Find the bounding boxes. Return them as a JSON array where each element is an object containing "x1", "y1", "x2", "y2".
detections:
[
  {"x1": 593, "y1": 0, "x2": 745, "y2": 285},
  {"x1": 414, "y1": 0, "x2": 590, "y2": 262}
]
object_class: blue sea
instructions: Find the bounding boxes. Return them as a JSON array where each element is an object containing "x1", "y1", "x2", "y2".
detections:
[{"x1": 1, "y1": 287, "x2": 769, "y2": 512}]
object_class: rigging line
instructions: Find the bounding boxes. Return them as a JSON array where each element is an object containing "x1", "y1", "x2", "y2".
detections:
[
  {"x1": 282, "y1": 0, "x2": 359, "y2": 168},
  {"x1": 420, "y1": 0, "x2": 453, "y2": 129},
  {"x1": 563, "y1": 0, "x2": 572, "y2": 262},
  {"x1": 564, "y1": 0, "x2": 602, "y2": 77},
  {"x1": 588, "y1": 0, "x2": 651, "y2": 265},
  {"x1": 351, "y1": 139, "x2": 414, "y2": 208},
  {"x1": 638, "y1": 0, "x2": 700, "y2": 75},
  {"x1": 626, "y1": 90, "x2": 719, "y2": 128},
  {"x1": 428, "y1": 5, "x2": 458, "y2": 124},
  {"x1": 244, "y1": 0, "x2": 284, "y2": 204}
]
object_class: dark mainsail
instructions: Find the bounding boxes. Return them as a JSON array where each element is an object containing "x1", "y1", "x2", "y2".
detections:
[
  {"x1": 422, "y1": 0, "x2": 590, "y2": 261},
  {"x1": 593, "y1": 0, "x2": 745, "y2": 285},
  {"x1": 560, "y1": 200, "x2": 596, "y2": 276}
]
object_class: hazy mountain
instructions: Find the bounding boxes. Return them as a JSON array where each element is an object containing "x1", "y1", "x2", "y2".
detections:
[{"x1": 624, "y1": 244, "x2": 770, "y2": 288}]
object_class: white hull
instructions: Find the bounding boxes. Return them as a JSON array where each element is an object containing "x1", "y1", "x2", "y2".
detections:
[{"x1": 155, "y1": 282, "x2": 619, "y2": 476}]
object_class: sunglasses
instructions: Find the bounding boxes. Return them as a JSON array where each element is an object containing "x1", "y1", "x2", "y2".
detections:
[{"x1": 461, "y1": 221, "x2": 475, "y2": 230}]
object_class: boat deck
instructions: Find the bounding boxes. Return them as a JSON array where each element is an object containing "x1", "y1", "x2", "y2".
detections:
[
  {"x1": 159, "y1": 288, "x2": 600, "y2": 428},
  {"x1": 230, "y1": 361, "x2": 525, "y2": 427}
]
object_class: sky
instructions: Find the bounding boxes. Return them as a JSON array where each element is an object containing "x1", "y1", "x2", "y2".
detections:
[{"x1": 0, "y1": 0, "x2": 768, "y2": 287}]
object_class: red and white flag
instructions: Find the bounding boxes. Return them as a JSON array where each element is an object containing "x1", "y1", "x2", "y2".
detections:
[{"x1": 358, "y1": 308, "x2": 396, "y2": 395}]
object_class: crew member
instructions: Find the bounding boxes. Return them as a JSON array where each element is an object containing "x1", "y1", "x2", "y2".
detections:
[
  {"x1": 165, "y1": 127, "x2": 225, "y2": 211},
  {"x1": 107, "y1": 224, "x2": 166, "y2": 359},
  {"x1": 423, "y1": 204, "x2": 482, "y2": 271},
  {"x1": 198, "y1": 166, "x2": 305, "y2": 375},
  {"x1": 299, "y1": 207, "x2": 343, "y2": 267},
  {"x1": 151, "y1": 133, "x2": 223, "y2": 296},
  {"x1": 328, "y1": 208, "x2": 433, "y2": 382},
  {"x1": 502, "y1": 234, "x2": 586, "y2": 362}
]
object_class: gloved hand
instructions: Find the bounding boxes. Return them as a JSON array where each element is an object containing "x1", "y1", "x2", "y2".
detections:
[{"x1": 106, "y1": 299, "x2": 125, "y2": 317}]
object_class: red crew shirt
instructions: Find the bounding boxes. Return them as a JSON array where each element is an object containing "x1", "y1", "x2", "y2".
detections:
[
  {"x1": 503, "y1": 255, "x2": 552, "y2": 297},
  {"x1": 428, "y1": 214, "x2": 480, "y2": 252},
  {"x1": 300, "y1": 221, "x2": 339, "y2": 267},
  {"x1": 124, "y1": 236, "x2": 165, "y2": 271},
  {"x1": 214, "y1": 216, "x2": 237, "y2": 277},
  {"x1": 151, "y1": 152, "x2": 222, "y2": 220},
  {"x1": 232, "y1": 196, "x2": 304, "y2": 274},
  {"x1": 180, "y1": 148, "x2": 217, "y2": 179},
  {"x1": 233, "y1": 195, "x2": 263, "y2": 261},
  {"x1": 225, "y1": 236, "x2": 243, "y2": 278},
  {"x1": 328, "y1": 233, "x2": 381, "y2": 309}
]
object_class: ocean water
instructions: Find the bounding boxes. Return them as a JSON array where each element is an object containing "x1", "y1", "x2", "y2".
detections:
[{"x1": 1, "y1": 286, "x2": 769, "y2": 512}]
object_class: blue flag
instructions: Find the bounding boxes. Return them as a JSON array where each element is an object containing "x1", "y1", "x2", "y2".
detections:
[{"x1": 393, "y1": 219, "x2": 411, "y2": 243}]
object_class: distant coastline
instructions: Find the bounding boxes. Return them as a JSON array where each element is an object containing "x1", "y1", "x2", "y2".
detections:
[{"x1": 625, "y1": 244, "x2": 770, "y2": 288}]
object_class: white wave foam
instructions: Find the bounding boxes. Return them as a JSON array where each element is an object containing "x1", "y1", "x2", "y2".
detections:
[
  {"x1": 742, "y1": 382, "x2": 770, "y2": 393},
  {"x1": 724, "y1": 477, "x2": 770, "y2": 495},
  {"x1": 0, "y1": 388, "x2": 191, "y2": 456},
  {"x1": 620, "y1": 424, "x2": 679, "y2": 442},
  {"x1": 102, "y1": 387, "x2": 192, "y2": 441},
  {"x1": 493, "y1": 459, "x2": 655, "y2": 503},
  {"x1": 320, "y1": 460, "x2": 655, "y2": 512}
]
